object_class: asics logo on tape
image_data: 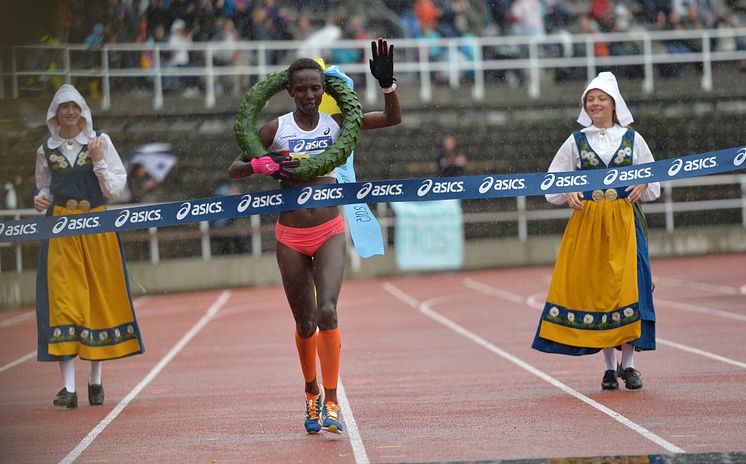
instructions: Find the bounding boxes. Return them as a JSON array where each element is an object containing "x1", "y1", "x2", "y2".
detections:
[
  {"x1": 479, "y1": 177, "x2": 494, "y2": 194},
  {"x1": 52, "y1": 217, "x2": 68, "y2": 234},
  {"x1": 357, "y1": 183, "x2": 373, "y2": 199},
  {"x1": 115, "y1": 210, "x2": 131, "y2": 227},
  {"x1": 605, "y1": 167, "x2": 652, "y2": 185},
  {"x1": 0, "y1": 222, "x2": 37, "y2": 237},
  {"x1": 356, "y1": 183, "x2": 403, "y2": 199},
  {"x1": 417, "y1": 179, "x2": 464, "y2": 197},
  {"x1": 237, "y1": 195, "x2": 252, "y2": 212},
  {"x1": 297, "y1": 187, "x2": 313, "y2": 205},
  {"x1": 479, "y1": 177, "x2": 526, "y2": 193},
  {"x1": 604, "y1": 169, "x2": 619, "y2": 185},
  {"x1": 540, "y1": 174, "x2": 556, "y2": 191},
  {"x1": 52, "y1": 216, "x2": 100, "y2": 234},
  {"x1": 176, "y1": 201, "x2": 223, "y2": 220},
  {"x1": 116, "y1": 209, "x2": 162, "y2": 227},
  {"x1": 237, "y1": 193, "x2": 282, "y2": 211},
  {"x1": 541, "y1": 173, "x2": 588, "y2": 191},
  {"x1": 668, "y1": 159, "x2": 683, "y2": 176},
  {"x1": 735, "y1": 148, "x2": 746, "y2": 167},
  {"x1": 668, "y1": 157, "x2": 717, "y2": 177}
]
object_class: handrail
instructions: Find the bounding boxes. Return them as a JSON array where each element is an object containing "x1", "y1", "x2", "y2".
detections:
[
  {"x1": 4, "y1": 27, "x2": 746, "y2": 109},
  {"x1": 2, "y1": 174, "x2": 745, "y2": 274}
]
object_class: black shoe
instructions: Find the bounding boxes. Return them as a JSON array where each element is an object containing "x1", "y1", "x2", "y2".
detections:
[
  {"x1": 88, "y1": 384, "x2": 104, "y2": 405},
  {"x1": 53, "y1": 388, "x2": 78, "y2": 408},
  {"x1": 620, "y1": 367, "x2": 643, "y2": 390},
  {"x1": 601, "y1": 370, "x2": 619, "y2": 390}
]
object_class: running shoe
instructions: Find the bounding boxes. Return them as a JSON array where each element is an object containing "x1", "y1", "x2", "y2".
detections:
[
  {"x1": 304, "y1": 391, "x2": 323, "y2": 434},
  {"x1": 321, "y1": 402, "x2": 343, "y2": 434}
]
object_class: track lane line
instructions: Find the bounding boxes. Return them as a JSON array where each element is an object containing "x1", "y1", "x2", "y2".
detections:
[
  {"x1": 0, "y1": 312, "x2": 34, "y2": 329},
  {"x1": 654, "y1": 297, "x2": 746, "y2": 322},
  {"x1": 382, "y1": 282, "x2": 685, "y2": 455},
  {"x1": 656, "y1": 339, "x2": 746, "y2": 369},
  {"x1": 652, "y1": 276, "x2": 740, "y2": 295},
  {"x1": 0, "y1": 350, "x2": 35, "y2": 374},
  {"x1": 0, "y1": 299, "x2": 149, "y2": 375},
  {"x1": 59, "y1": 290, "x2": 232, "y2": 464},
  {"x1": 469, "y1": 279, "x2": 746, "y2": 368},
  {"x1": 337, "y1": 379, "x2": 369, "y2": 464}
]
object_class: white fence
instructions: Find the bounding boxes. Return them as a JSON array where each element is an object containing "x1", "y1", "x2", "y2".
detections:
[
  {"x1": 2, "y1": 174, "x2": 745, "y2": 275},
  {"x1": 3, "y1": 27, "x2": 746, "y2": 109}
]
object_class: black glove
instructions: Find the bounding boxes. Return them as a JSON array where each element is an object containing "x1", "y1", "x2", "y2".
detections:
[
  {"x1": 267, "y1": 152, "x2": 300, "y2": 181},
  {"x1": 250, "y1": 152, "x2": 300, "y2": 180},
  {"x1": 369, "y1": 38, "x2": 395, "y2": 88}
]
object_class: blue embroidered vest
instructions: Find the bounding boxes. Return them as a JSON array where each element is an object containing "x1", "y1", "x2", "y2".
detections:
[{"x1": 43, "y1": 133, "x2": 105, "y2": 208}]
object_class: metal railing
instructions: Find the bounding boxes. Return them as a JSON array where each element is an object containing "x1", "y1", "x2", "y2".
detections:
[
  {"x1": 3, "y1": 27, "x2": 746, "y2": 110},
  {"x1": 2, "y1": 174, "x2": 745, "y2": 275}
]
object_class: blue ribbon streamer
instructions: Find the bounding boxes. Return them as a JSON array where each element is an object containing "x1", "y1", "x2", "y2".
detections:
[
  {"x1": 324, "y1": 65, "x2": 385, "y2": 258},
  {"x1": 1, "y1": 146, "x2": 744, "y2": 244}
]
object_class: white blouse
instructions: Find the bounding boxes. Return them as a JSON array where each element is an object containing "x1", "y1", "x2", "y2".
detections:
[
  {"x1": 545, "y1": 124, "x2": 661, "y2": 205},
  {"x1": 35, "y1": 132, "x2": 127, "y2": 202}
]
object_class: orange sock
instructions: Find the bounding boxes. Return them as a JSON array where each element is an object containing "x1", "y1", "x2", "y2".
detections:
[
  {"x1": 317, "y1": 328, "x2": 341, "y2": 390},
  {"x1": 295, "y1": 330, "x2": 317, "y2": 384}
]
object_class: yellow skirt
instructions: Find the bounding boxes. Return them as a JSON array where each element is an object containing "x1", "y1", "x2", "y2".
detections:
[
  {"x1": 36, "y1": 205, "x2": 144, "y2": 361},
  {"x1": 536, "y1": 199, "x2": 641, "y2": 350}
]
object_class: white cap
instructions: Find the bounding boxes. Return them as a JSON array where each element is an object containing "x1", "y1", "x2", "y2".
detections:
[
  {"x1": 577, "y1": 71, "x2": 633, "y2": 127},
  {"x1": 46, "y1": 84, "x2": 94, "y2": 139}
]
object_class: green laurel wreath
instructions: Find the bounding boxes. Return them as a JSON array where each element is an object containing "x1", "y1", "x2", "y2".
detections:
[{"x1": 234, "y1": 69, "x2": 363, "y2": 181}]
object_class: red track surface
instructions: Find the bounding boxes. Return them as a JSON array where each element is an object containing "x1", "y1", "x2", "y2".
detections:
[{"x1": 1, "y1": 254, "x2": 745, "y2": 463}]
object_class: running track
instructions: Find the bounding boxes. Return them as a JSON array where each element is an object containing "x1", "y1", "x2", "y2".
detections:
[{"x1": 0, "y1": 254, "x2": 744, "y2": 463}]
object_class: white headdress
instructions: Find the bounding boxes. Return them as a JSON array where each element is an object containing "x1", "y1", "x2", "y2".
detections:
[
  {"x1": 46, "y1": 84, "x2": 94, "y2": 138},
  {"x1": 576, "y1": 72, "x2": 633, "y2": 127}
]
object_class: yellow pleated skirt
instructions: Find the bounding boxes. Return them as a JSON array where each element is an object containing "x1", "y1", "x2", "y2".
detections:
[
  {"x1": 536, "y1": 199, "x2": 642, "y2": 350},
  {"x1": 36, "y1": 205, "x2": 144, "y2": 361}
]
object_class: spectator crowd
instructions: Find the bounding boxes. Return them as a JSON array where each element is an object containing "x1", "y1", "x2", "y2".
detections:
[{"x1": 34, "y1": 0, "x2": 746, "y2": 95}]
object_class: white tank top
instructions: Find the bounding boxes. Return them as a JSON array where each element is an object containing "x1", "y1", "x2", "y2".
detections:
[{"x1": 270, "y1": 112, "x2": 341, "y2": 178}]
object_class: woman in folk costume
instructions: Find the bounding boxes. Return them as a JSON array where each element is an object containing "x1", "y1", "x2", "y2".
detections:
[
  {"x1": 531, "y1": 72, "x2": 660, "y2": 390},
  {"x1": 34, "y1": 84, "x2": 144, "y2": 409}
]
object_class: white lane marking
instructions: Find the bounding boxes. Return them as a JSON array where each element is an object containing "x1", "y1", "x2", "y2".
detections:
[
  {"x1": 0, "y1": 350, "x2": 35, "y2": 374},
  {"x1": 653, "y1": 276, "x2": 739, "y2": 295},
  {"x1": 0, "y1": 312, "x2": 34, "y2": 329},
  {"x1": 463, "y1": 278, "x2": 525, "y2": 304},
  {"x1": 383, "y1": 282, "x2": 685, "y2": 454},
  {"x1": 59, "y1": 290, "x2": 232, "y2": 464},
  {"x1": 337, "y1": 379, "x2": 369, "y2": 464},
  {"x1": 655, "y1": 297, "x2": 746, "y2": 322},
  {"x1": 656, "y1": 339, "x2": 746, "y2": 369},
  {"x1": 469, "y1": 278, "x2": 746, "y2": 368}
]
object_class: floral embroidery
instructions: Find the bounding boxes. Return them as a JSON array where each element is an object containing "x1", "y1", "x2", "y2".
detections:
[
  {"x1": 48, "y1": 323, "x2": 138, "y2": 346},
  {"x1": 541, "y1": 302, "x2": 640, "y2": 330},
  {"x1": 75, "y1": 149, "x2": 93, "y2": 167},
  {"x1": 48, "y1": 152, "x2": 69, "y2": 170}
]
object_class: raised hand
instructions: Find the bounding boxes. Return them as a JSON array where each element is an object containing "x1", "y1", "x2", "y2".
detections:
[
  {"x1": 250, "y1": 153, "x2": 300, "y2": 180},
  {"x1": 369, "y1": 38, "x2": 395, "y2": 88}
]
